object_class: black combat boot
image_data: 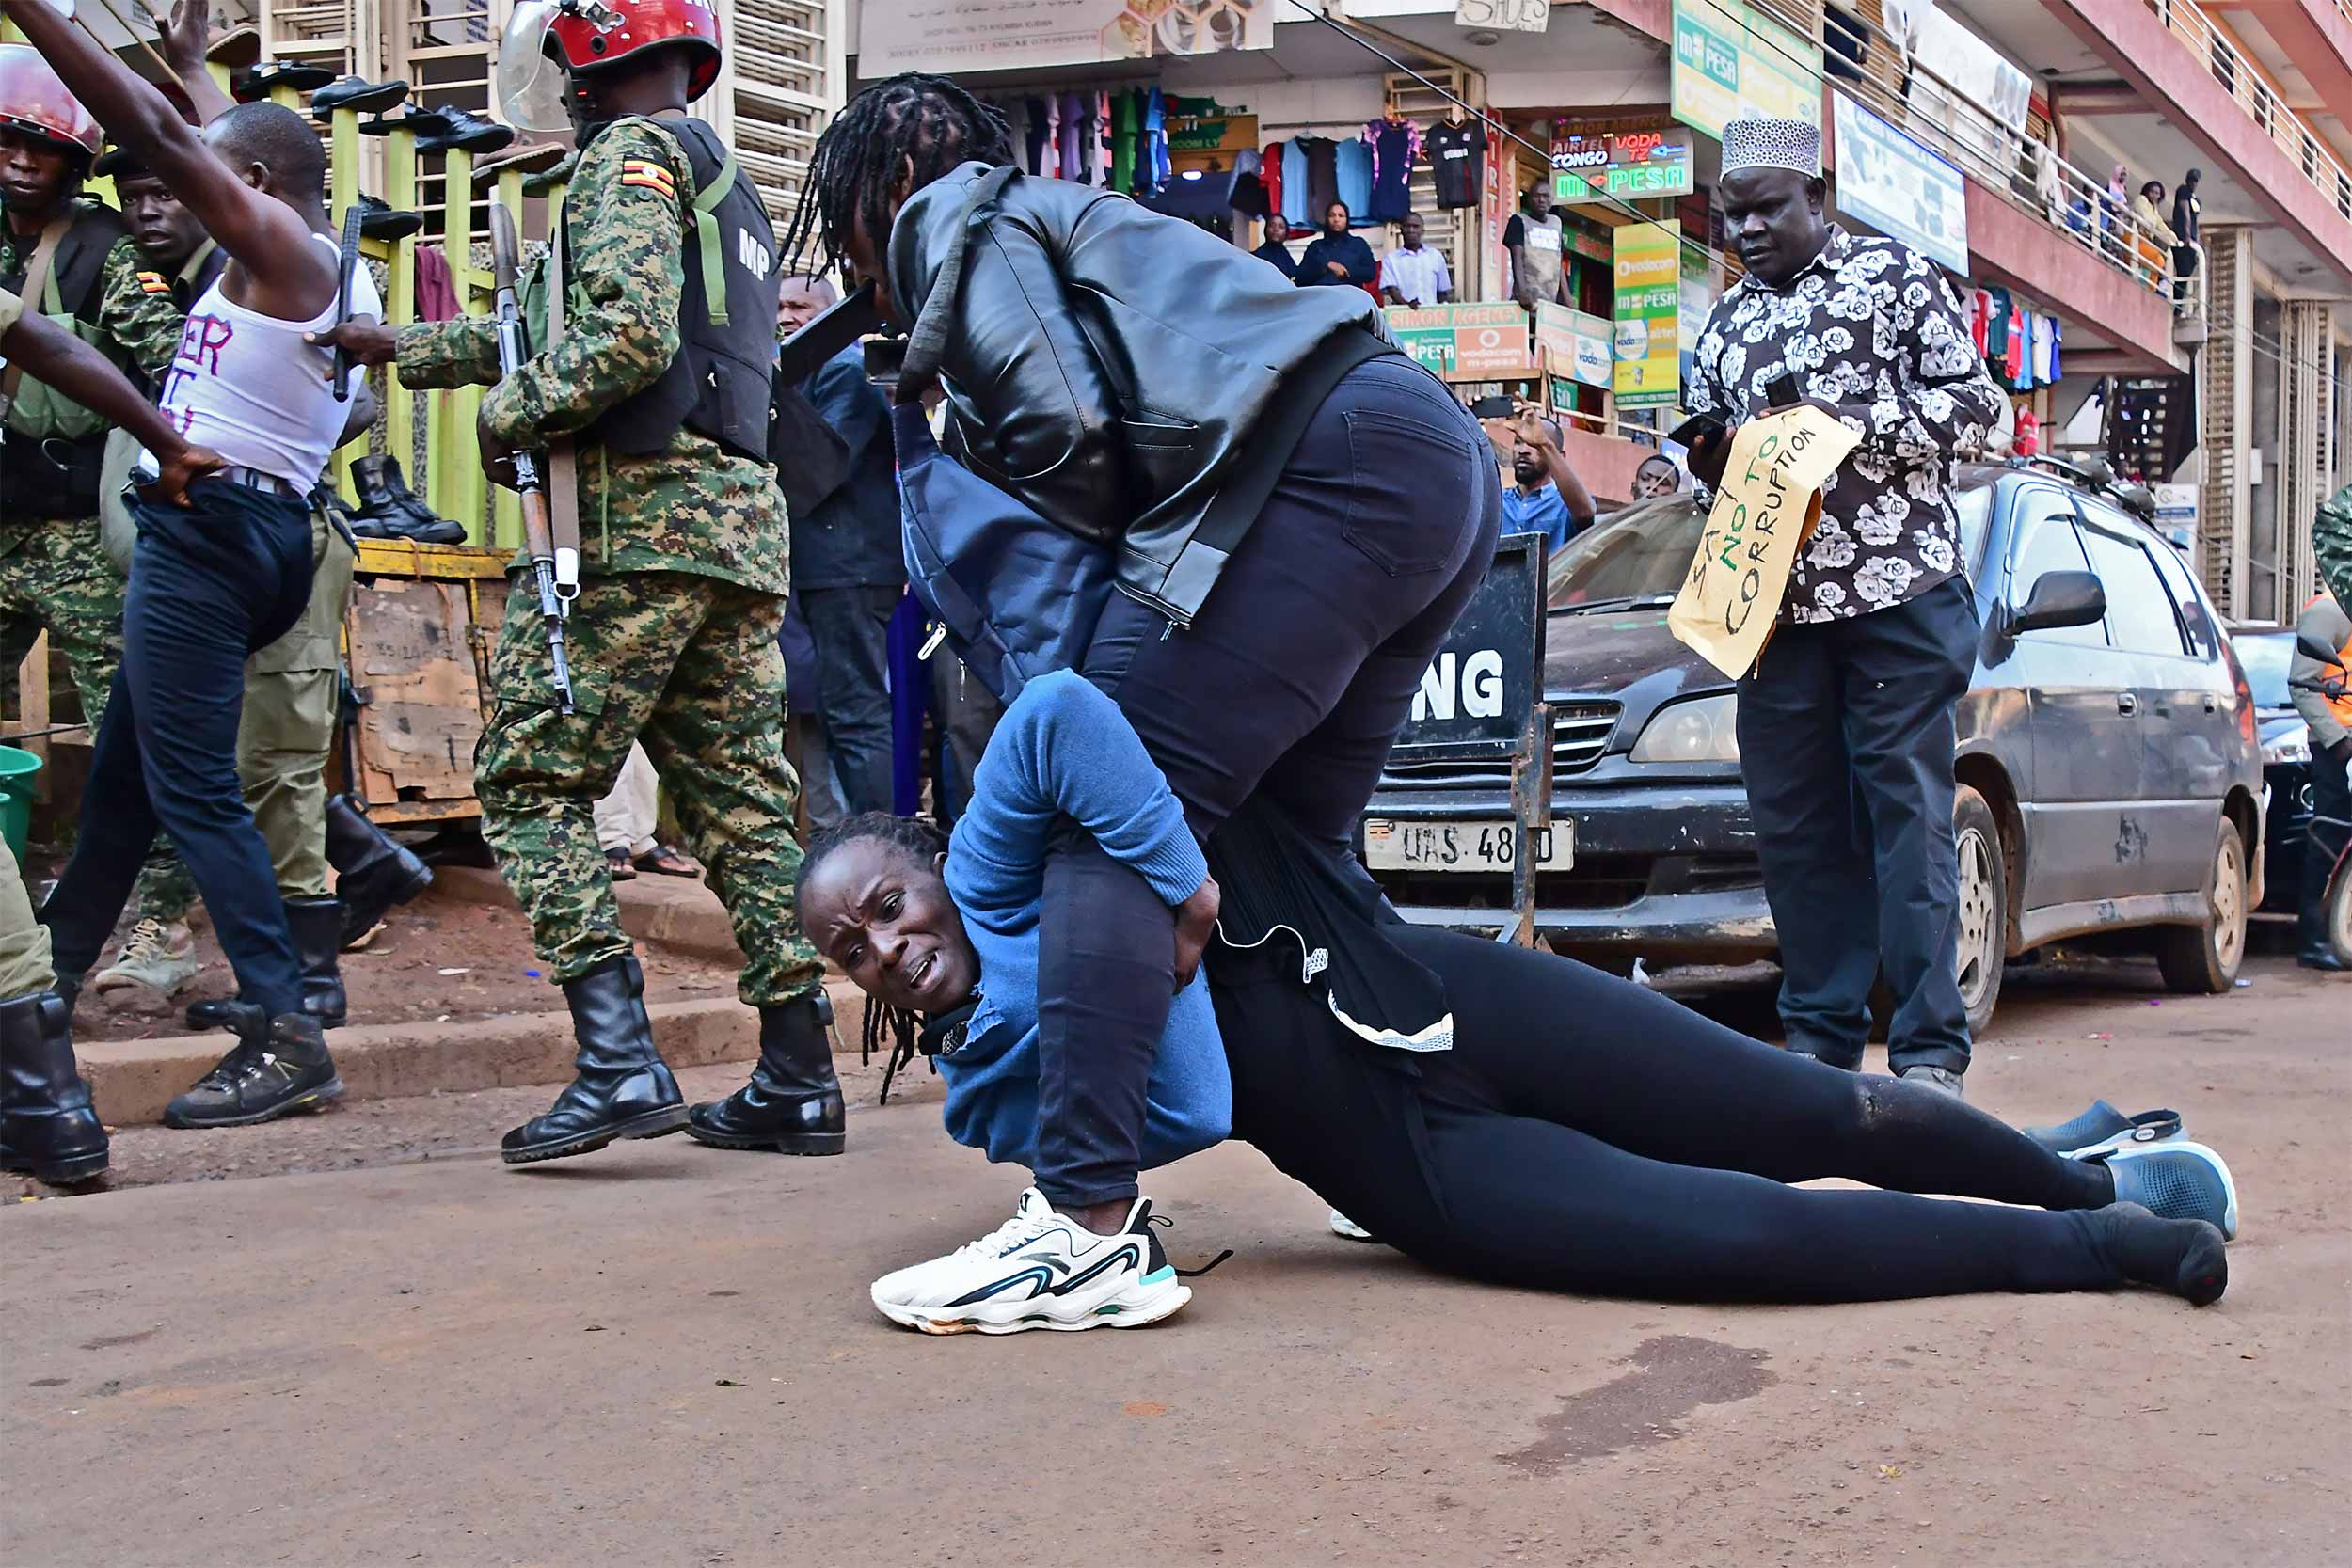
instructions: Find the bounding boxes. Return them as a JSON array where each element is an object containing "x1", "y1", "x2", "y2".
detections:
[
  {"x1": 349, "y1": 455, "x2": 464, "y2": 544},
  {"x1": 164, "y1": 1008, "x2": 342, "y2": 1129},
  {"x1": 0, "y1": 990, "x2": 109, "y2": 1185},
  {"x1": 184, "y1": 896, "x2": 352, "y2": 1031},
  {"x1": 286, "y1": 897, "x2": 348, "y2": 1027},
  {"x1": 326, "y1": 793, "x2": 433, "y2": 947},
  {"x1": 686, "y1": 991, "x2": 846, "y2": 1155},
  {"x1": 501, "y1": 955, "x2": 687, "y2": 1165}
]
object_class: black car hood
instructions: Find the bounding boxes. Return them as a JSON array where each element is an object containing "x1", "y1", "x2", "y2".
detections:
[{"x1": 1543, "y1": 605, "x2": 1731, "y2": 744}]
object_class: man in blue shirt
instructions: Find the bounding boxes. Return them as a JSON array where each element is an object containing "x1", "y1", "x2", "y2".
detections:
[
  {"x1": 778, "y1": 275, "x2": 903, "y2": 816},
  {"x1": 1493, "y1": 410, "x2": 1596, "y2": 556}
]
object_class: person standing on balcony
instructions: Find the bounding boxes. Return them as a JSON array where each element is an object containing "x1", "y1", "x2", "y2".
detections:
[
  {"x1": 1683, "y1": 116, "x2": 2006, "y2": 1099},
  {"x1": 2130, "y1": 178, "x2": 2176, "y2": 289},
  {"x1": 2170, "y1": 168, "x2": 2202, "y2": 301}
]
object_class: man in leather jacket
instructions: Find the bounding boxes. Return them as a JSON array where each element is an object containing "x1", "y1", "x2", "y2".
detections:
[{"x1": 782, "y1": 73, "x2": 1502, "y2": 1334}]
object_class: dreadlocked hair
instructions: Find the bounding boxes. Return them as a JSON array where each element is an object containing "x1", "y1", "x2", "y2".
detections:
[
  {"x1": 780, "y1": 72, "x2": 1015, "y2": 281},
  {"x1": 795, "y1": 810, "x2": 952, "y2": 1100}
]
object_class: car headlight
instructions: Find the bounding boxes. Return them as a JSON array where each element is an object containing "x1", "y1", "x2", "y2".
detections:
[
  {"x1": 2261, "y1": 722, "x2": 2311, "y2": 766},
  {"x1": 1629, "y1": 693, "x2": 1741, "y2": 764}
]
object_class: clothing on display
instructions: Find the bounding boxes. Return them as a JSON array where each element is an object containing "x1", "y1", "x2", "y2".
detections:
[
  {"x1": 1060, "y1": 91, "x2": 1085, "y2": 182},
  {"x1": 1334, "y1": 138, "x2": 1373, "y2": 221},
  {"x1": 1364, "y1": 117, "x2": 1422, "y2": 223},
  {"x1": 1229, "y1": 147, "x2": 1268, "y2": 218},
  {"x1": 1968, "y1": 287, "x2": 1992, "y2": 356},
  {"x1": 1144, "y1": 87, "x2": 1170, "y2": 194},
  {"x1": 1426, "y1": 119, "x2": 1486, "y2": 210},
  {"x1": 1262, "y1": 142, "x2": 1283, "y2": 221},
  {"x1": 1113, "y1": 92, "x2": 1137, "y2": 192},
  {"x1": 1281, "y1": 139, "x2": 1311, "y2": 226},
  {"x1": 1296, "y1": 136, "x2": 1342, "y2": 221}
]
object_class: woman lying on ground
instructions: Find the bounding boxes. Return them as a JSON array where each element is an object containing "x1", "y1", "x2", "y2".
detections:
[{"x1": 800, "y1": 671, "x2": 2237, "y2": 1335}]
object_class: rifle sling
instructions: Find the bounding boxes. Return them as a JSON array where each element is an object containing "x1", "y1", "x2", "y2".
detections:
[{"x1": 544, "y1": 212, "x2": 581, "y2": 567}]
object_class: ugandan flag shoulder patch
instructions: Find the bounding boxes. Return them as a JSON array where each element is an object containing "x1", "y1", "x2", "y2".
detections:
[
  {"x1": 135, "y1": 270, "x2": 171, "y2": 295},
  {"x1": 619, "y1": 159, "x2": 677, "y2": 198}
]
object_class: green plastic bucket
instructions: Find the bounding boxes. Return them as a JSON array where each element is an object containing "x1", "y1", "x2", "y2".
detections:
[{"x1": 0, "y1": 744, "x2": 41, "y2": 861}]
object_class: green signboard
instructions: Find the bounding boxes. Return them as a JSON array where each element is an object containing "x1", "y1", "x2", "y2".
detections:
[
  {"x1": 1613, "y1": 223, "x2": 1680, "y2": 410},
  {"x1": 1671, "y1": 0, "x2": 1821, "y2": 142}
]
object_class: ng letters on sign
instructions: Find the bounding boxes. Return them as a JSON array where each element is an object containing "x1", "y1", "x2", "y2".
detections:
[{"x1": 1667, "y1": 404, "x2": 1862, "y2": 679}]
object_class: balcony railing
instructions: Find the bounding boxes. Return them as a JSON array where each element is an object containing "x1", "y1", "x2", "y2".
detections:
[{"x1": 2146, "y1": 0, "x2": 2352, "y2": 223}]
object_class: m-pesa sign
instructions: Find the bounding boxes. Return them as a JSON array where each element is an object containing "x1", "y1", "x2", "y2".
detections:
[
  {"x1": 1383, "y1": 302, "x2": 1534, "y2": 378},
  {"x1": 1550, "y1": 127, "x2": 1695, "y2": 204}
]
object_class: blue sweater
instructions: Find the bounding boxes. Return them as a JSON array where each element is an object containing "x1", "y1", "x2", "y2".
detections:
[{"x1": 935, "y1": 670, "x2": 1233, "y2": 1170}]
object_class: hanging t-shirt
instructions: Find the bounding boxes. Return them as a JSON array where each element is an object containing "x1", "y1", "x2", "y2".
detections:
[
  {"x1": 1426, "y1": 119, "x2": 1486, "y2": 210},
  {"x1": 1281, "y1": 140, "x2": 1311, "y2": 227},
  {"x1": 1095, "y1": 92, "x2": 1113, "y2": 188},
  {"x1": 1025, "y1": 96, "x2": 1049, "y2": 177},
  {"x1": 1229, "y1": 148, "x2": 1268, "y2": 217},
  {"x1": 1060, "y1": 92, "x2": 1086, "y2": 181},
  {"x1": 1968, "y1": 287, "x2": 1992, "y2": 356},
  {"x1": 2004, "y1": 309, "x2": 2028, "y2": 388},
  {"x1": 1365, "y1": 117, "x2": 1421, "y2": 223},
  {"x1": 1112, "y1": 92, "x2": 1137, "y2": 192},
  {"x1": 2047, "y1": 317, "x2": 2062, "y2": 381},
  {"x1": 2030, "y1": 313, "x2": 2055, "y2": 387},
  {"x1": 1504, "y1": 211, "x2": 1565, "y2": 302},
  {"x1": 1295, "y1": 136, "x2": 1342, "y2": 222},
  {"x1": 2014, "y1": 406, "x2": 2042, "y2": 457},
  {"x1": 1143, "y1": 87, "x2": 1170, "y2": 196},
  {"x1": 1334, "y1": 138, "x2": 1373, "y2": 221},
  {"x1": 1261, "y1": 142, "x2": 1283, "y2": 220},
  {"x1": 1982, "y1": 287, "x2": 2013, "y2": 373}
]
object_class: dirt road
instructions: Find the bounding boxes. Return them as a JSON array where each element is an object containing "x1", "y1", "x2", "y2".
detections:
[{"x1": 4, "y1": 955, "x2": 2345, "y2": 1567}]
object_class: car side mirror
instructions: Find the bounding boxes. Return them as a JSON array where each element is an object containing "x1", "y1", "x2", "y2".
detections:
[
  {"x1": 2010, "y1": 569, "x2": 2106, "y2": 635},
  {"x1": 2297, "y1": 628, "x2": 2345, "y2": 668}
]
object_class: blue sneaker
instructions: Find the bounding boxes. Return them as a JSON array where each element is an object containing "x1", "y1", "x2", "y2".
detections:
[
  {"x1": 2023, "y1": 1101, "x2": 2183, "y2": 1157},
  {"x1": 2085, "y1": 1141, "x2": 2237, "y2": 1240}
]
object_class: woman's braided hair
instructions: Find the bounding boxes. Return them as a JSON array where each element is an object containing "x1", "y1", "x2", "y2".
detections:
[
  {"x1": 794, "y1": 811, "x2": 952, "y2": 1097},
  {"x1": 779, "y1": 72, "x2": 1014, "y2": 279}
]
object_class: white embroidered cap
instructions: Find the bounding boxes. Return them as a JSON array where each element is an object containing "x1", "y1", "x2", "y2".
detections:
[{"x1": 1721, "y1": 116, "x2": 1820, "y2": 178}]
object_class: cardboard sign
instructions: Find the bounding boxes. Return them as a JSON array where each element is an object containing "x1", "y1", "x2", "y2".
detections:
[{"x1": 1667, "y1": 405, "x2": 1862, "y2": 679}]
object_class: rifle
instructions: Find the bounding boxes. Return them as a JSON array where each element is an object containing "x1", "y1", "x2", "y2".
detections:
[
  {"x1": 488, "y1": 200, "x2": 577, "y2": 716},
  {"x1": 328, "y1": 202, "x2": 364, "y2": 403}
]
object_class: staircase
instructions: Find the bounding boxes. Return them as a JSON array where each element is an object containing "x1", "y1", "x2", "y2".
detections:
[{"x1": 2106, "y1": 375, "x2": 2199, "y2": 483}]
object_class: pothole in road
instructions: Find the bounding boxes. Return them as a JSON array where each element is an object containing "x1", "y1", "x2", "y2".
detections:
[{"x1": 1496, "y1": 1335, "x2": 1774, "y2": 1474}]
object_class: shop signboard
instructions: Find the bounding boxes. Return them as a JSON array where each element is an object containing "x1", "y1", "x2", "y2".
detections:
[
  {"x1": 863, "y1": 0, "x2": 1271, "y2": 75},
  {"x1": 1535, "y1": 301, "x2": 1613, "y2": 388},
  {"x1": 1385, "y1": 302, "x2": 1534, "y2": 378},
  {"x1": 1671, "y1": 0, "x2": 1820, "y2": 142},
  {"x1": 1550, "y1": 127, "x2": 1696, "y2": 205},
  {"x1": 2152, "y1": 483, "x2": 2197, "y2": 555},
  {"x1": 1454, "y1": 0, "x2": 1551, "y2": 35},
  {"x1": 1613, "y1": 223, "x2": 1680, "y2": 409},
  {"x1": 1831, "y1": 93, "x2": 1969, "y2": 276}
]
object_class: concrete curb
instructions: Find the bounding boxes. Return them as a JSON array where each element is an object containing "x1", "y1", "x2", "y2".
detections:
[
  {"x1": 432, "y1": 863, "x2": 746, "y2": 966},
  {"x1": 81, "y1": 977, "x2": 882, "y2": 1128}
]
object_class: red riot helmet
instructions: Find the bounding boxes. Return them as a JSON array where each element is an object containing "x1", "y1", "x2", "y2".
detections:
[
  {"x1": 0, "y1": 45, "x2": 103, "y2": 157},
  {"x1": 499, "y1": 0, "x2": 721, "y2": 131}
]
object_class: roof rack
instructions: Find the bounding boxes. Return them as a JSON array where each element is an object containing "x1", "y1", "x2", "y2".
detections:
[{"x1": 2003, "y1": 452, "x2": 2159, "y2": 524}]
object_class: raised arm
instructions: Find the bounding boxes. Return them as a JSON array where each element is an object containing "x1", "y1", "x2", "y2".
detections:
[
  {"x1": 157, "y1": 0, "x2": 235, "y2": 126},
  {"x1": 0, "y1": 0, "x2": 331, "y2": 317}
]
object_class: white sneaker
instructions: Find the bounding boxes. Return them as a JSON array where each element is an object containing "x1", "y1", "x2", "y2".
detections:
[{"x1": 869, "y1": 1188, "x2": 1191, "y2": 1336}]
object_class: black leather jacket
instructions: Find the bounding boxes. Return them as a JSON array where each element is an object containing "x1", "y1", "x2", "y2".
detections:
[{"x1": 891, "y1": 162, "x2": 1394, "y2": 623}]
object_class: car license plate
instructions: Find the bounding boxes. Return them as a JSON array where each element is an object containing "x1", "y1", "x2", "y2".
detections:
[{"x1": 1362, "y1": 818, "x2": 1574, "y2": 873}]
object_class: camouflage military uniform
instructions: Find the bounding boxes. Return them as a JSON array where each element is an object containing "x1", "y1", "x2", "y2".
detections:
[
  {"x1": 0, "y1": 841, "x2": 54, "y2": 999},
  {"x1": 0, "y1": 221, "x2": 194, "y2": 922},
  {"x1": 2317, "y1": 481, "x2": 2352, "y2": 611},
  {"x1": 395, "y1": 119, "x2": 818, "y2": 1006}
]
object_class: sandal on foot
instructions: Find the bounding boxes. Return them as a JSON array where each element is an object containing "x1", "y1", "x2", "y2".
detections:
[{"x1": 603, "y1": 847, "x2": 638, "y2": 880}]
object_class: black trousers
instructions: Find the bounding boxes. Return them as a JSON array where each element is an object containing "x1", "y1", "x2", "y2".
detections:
[
  {"x1": 799, "y1": 583, "x2": 900, "y2": 817},
  {"x1": 2299, "y1": 742, "x2": 2350, "y2": 955},
  {"x1": 1734, "y1": 576, "x2": 1979, "y2": 1074},
  {"x1": 1033, "y1": 355, "x2": 1502, "y2": 1208},
  {"x1": 1216, "y1": 927, "x2": 2124, "y2": 1303},
  {"x1": 42, "y1": 482, "x2": 314, "y2": 1017}
]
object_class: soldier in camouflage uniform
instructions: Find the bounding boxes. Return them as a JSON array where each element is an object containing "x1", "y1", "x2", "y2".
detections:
[
  {"x1": 0, "y1": 48, "x2": 201, "y2": 998},
  {"x1": 321, "y1": 0, "x2": 840, "y2": 1166}
]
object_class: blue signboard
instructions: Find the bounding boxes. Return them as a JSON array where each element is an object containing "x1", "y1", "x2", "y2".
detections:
[{"x1": 1831, "y1": 91, "x2": 1970, "y2": 276}]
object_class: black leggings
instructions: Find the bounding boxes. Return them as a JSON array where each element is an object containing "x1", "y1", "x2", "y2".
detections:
[
  {"x1": 1035, "y1": 355, "x2": 1502, "y2": 1208},
  {"x1": 1215, "y1": 927, "x2": 2126, "y2": 1304}
]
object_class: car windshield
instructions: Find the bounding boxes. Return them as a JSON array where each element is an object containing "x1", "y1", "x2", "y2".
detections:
[
  {"x1": 1548, "y1": 483, "x2": 1998, "y2": 614},
  {"x1": 2233, "y1": 631, "x2": 2296, "y2": 708},
  {"x1": 1546, "y1": 499, "x2": 1701, "y2": 611}
]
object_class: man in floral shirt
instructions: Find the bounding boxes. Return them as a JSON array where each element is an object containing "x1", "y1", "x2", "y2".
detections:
[{"x1": 1685, "y1": 117, "x2": 2005, "y2": 1097}]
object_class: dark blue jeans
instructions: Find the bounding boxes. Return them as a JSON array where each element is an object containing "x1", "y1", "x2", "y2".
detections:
[
  {"x1": 1734, "y1": 575, "x2": 1979, "y2": 1074},
  {"x1": 1034, "y1": 354, "x2": 1502, "y2": 1208},
  {"x1": 799, "y1": 583, "x2": 900, "y2": 817},
  {"x1": 42, "y1": 481, "x2": 313, "y2": 1018}
]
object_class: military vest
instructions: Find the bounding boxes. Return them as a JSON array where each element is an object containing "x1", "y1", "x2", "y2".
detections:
[
  {"x1": 0, "y1": 202, "x2": 135, "y2": 517},
  {"x1": 564, "y1": 116, "x2": 779, "y2": 465}
]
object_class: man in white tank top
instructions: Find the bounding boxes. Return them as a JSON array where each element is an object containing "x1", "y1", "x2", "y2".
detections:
[{"x1": 8, "y1": 0, "x2": 358, "y2": 1130}]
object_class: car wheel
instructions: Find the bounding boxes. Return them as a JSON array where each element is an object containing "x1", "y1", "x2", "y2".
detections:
[
  {"x1": 2155, "y1": 816, "x2": 2249, "y2": 994},
  {"x1": 1952, "y1": 785, "x2": 2006, "y2": 1036}
]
